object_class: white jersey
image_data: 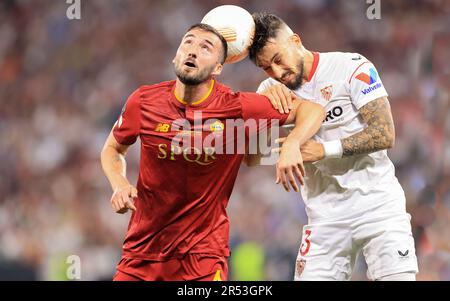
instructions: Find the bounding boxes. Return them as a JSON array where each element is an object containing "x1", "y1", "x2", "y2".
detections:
[{"x1": 258, "y1": 52, "x2": 406, "y2": 223}]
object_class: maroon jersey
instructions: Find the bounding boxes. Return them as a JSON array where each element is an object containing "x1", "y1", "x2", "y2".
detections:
[{"x1": 113, "y1": 80, "x2": 288, "y2": 261}]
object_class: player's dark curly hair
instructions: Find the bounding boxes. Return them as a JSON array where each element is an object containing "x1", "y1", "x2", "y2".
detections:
[
  {"x1": 249, "y1": 12, "x2": 287, "y2": 64},
  {"x1": 187, "y1": 23, "x2": 228, "y2": 64}
]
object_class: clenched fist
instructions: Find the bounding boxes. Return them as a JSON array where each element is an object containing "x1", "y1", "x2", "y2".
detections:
[{"x1": 110, "y1": 185, "x2": 137, "y2": 214}]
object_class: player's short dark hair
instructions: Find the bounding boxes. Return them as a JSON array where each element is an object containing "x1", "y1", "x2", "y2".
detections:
[
  {"x1": 249, "y1": 12, "x2": 287, "y2": 64},
  {"x1": 186, "y1": 23, "x2": 228, "y2": 64}
]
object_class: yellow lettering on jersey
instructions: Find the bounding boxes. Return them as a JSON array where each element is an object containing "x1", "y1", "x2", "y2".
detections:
[
  {"x1": 155, "y1": 123, "x2": 170, "y2": 132},
  {"x1": 157, "y1": 144, "x2": 167, "y2": 159},
  {"x1": 204, "y1": 147, "x2": 216, "y2": 163},
  {"x1": 171, "y1": 145, "x2": 182, "y2": 161},
  {"x1": 213, "y1": 270, "x2": 222, "y2": 281},
  {"x1": 158, "y1": 145, "x2": 216, "y2": 165},
  {"x1": 183, "y1": 147, "x2": 201, "y2": 163}
]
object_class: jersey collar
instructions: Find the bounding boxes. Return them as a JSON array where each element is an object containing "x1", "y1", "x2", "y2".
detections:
[
  {"x1": 306, "y1": 51, "x2": 320, "y2": 82},
  {"x1": 172, "y1": 80, "x2": 216, "y2": 108}
]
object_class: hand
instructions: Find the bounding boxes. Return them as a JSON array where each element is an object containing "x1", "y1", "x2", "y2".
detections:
[
  {"x1": 273, "y1": 138, "x2": 325, "y2": 163},
  {"x1": 275, "y1": 139, "x2": 305, "y2": 192},
  {"x1": 260, "y1": 84, "x2": 294, "y2": 114},
  {"x1": 300, "y1": 139, "x2": 325, "y2": 162},
  {"x1": 110, "y1": 184, "x2": 137, "y2": 214}
]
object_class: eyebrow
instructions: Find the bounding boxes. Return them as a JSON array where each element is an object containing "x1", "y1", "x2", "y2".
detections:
[
  {"x1": 183, "y1": 33, "x2": 214, "y2": 48},
  {"x1": 203, "y1": 39, "x2": 214, "y2": 48},
  {"x1": 183, "y1": 33, "x2": 195, "y2": 40},
  {"x1": 270, "y1": 52, "x2": 279, "y2": 63},
  {"x1": 257, "y1": 52, "x2": 280, "y2": 68}
]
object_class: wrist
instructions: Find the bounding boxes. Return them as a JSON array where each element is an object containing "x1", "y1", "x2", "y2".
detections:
[
  {"x1": 322, "y1": 140, "x2": 343, "y2": 159},
  {"x1": 111, "y1": 176, "x2": 130, "y2": 191},
  {"x1": 283, "y1": 137, "x2": 301, "y2": 148}
]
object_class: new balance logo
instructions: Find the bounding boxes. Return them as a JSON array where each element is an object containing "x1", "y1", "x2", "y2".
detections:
[
  {"x1": 155, "y1": 123, "x2": 170, "y2": 132},
  {"x1": 398, "y1": 250, "x2": 409, "y2": 257}
]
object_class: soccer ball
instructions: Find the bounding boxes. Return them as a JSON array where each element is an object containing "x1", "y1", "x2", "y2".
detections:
[{"x1": 201, "y1": 5, "x2": 255, "y2": 64}]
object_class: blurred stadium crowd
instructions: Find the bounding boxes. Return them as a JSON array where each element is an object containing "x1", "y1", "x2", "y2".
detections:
[{"x1": 0, "y1": 0, "x2": 449, "y2": 280}]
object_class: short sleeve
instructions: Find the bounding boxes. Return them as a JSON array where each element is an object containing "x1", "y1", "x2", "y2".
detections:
[
  {"x1": 256, "y1": 78, "x2": 277, "y2": 93},
  {"x1": 349, "y1": 61, "x2": 388, "y2": 110},
  {"x1": 239, "y1": 92, "x2": 289, "y2": 130},
  {"x1": 113, "y1": 88, "x2": 141, "y2": 145}
]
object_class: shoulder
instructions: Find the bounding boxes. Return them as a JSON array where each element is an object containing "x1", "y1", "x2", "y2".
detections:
[
  {"x1": 212, "y1": 80, "x2": 241, "y2": 103},
  {"x1": 213, "y1": 81, "x2": 267, "y2": 109},
  {"x1": 321, "y1": 51, "x2": 368, "y2": 65},
  {"x1": 256, "y1": 77, "x2": 278, "y2": 93},
  {"x1": 318, "y1": 52, "x2": 374, "y2": 80},
  {"x1": 213, "y1": 80, "x2": 234, "y2": 96}
]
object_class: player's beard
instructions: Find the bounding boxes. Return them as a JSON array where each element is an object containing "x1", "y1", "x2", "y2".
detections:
[
  {"x1": 284, "y1": 58, "x2": 304, "y2": 90},
  {"x1": 175, "y1": 64, "x2": 215, "y2": 86}
]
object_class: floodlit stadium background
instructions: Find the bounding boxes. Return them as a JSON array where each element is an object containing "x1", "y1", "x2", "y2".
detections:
[{"x1": 0, "y1": 0, "x2": 449, "y2": 280}]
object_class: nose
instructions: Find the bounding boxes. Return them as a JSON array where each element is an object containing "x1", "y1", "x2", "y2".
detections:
[
  {"x1": 271, "y1": 64, "x2": 284, "y2": 81},
  {"x1": 187, "y1": 42, "x2": 201, "y2": 59}
]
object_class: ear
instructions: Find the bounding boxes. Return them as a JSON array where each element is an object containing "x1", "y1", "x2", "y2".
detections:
[
  {"x1": 290, "y1": 34, "x2": 302, "y2": 46},
  {"x1": 211, "y1": 63, "x2": 223, "y2": 77}
]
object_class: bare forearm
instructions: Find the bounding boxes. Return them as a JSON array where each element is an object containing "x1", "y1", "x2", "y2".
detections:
[
  {"x1": 285, "y1": 101, "x2": 325, "y2": 146},
  {"x1": 342, "y1": 97, "x2": 395, "y2": 156},
  {"x1": 101, "y1": 146, "x2": 130, "y2": 190}
]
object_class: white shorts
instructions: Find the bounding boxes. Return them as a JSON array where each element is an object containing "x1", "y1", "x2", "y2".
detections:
[{"x1": 294, "y1": 212, "x2": 418, "y2": 281}]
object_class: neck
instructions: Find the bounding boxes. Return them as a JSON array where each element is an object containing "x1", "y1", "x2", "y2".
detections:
[
  {"x1": 174, "y1": 78, "x2": 213, "y2": 105},
  {"x1": 302, "y1": 49, "x2": 314, "y2": 82}
]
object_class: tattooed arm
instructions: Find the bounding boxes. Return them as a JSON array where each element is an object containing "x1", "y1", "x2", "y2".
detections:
[
  {"x1": 101, "y1": 129, "x2": 137, "y2": 214},
  {"x1": 296, "y1": 96, "x2": 395, "y2": 162},
  {"x1": 341, "y1": 96, "x2": 395, "y2": 156}
]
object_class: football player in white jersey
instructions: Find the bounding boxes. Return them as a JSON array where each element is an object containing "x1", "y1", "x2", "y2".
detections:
[{"x1": 248, "y1": 13, "x2": 419, "y2": 281}]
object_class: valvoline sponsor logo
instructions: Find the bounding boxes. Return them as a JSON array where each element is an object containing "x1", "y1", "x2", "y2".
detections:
[
  {"x1": 356, "y1": 67, "x2": 382, "y2": 95},
  {"x1": 362, "y1": 82, "x2": 382, "y2": 95},
  {"x1": 356, "y1": 67, "x2": 378, "y2": 85}
]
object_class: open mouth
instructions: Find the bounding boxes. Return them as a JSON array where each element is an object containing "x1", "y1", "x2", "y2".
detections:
[{"x1": 184, "y1": 61, "x2": 197, "y2": 68}]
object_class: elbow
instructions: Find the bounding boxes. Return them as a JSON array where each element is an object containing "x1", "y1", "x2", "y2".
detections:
[
  {"x1": 100, "y1": 146, "x2": 106, "y2": 161},
  {"x1": 100, "y1": 146, "x2": 109, "y2": 169},
  {"x1": 318, "y1": 104, "x2": 326, "y2": 121},
  {"x1": 386, "y1": 131, "x2": 395, "y2": 149},
  {"x1": 386, "y1": 122, "x2": 396, "y2": 149},
  {"x1": 100, "y1": 144, "x2": 120, "y2": 166},
  {"x1": 311, "y1": 102, "x2": 326, "y2": 127},
  {"x1": 100, "y1": 144, "x2": 109, "y2": 162},
  {"x1": 380, "y1": 127, "x2": 395, "y2": 150},
  {"x1": 299, "y1": 101, "x2": 326, "y2": 122}
]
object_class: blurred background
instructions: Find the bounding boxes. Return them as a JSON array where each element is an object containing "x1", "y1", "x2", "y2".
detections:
[{"x1": 0, "y1": 0, "x2": 449, "y2": 280}]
